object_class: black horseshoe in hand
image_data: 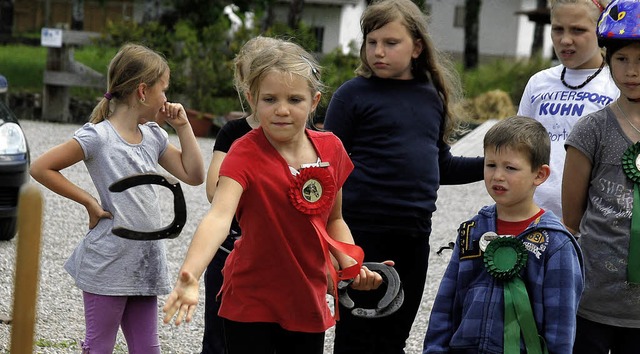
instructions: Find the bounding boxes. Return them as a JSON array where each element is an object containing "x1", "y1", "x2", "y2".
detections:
[
  {"x1": 337, "y1": 262, "x2": 404, "y2": 318},
  {"x1": 108, "y1": 173, "x2": 187, "y2": 240}
]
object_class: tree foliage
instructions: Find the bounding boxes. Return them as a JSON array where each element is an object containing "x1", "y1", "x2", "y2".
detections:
[
  {"x1": 97, "y1": 15, "x2": 355, "y2": 115},
  {"x1": 170, "y1": 0, "x2": 264, "y2": 30}
]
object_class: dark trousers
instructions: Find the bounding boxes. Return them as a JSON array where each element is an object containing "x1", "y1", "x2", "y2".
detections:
[
  {"x1": 201, "y1": 236, "x2": 235, "y2": 354},
  {"x1": 333, "y1": 229, "x2": 430, "y2": 354},
  {"x1": 223, "y1": 319, "x2": 325, "y2": 354},
  {"x1": 573, "y1": 315, "x2": 640, "y2": 354}
]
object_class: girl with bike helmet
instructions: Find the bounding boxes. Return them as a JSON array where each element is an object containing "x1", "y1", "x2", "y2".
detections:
[{"x1": 563, "y1": 1, "x2": 640, "y2": 353}]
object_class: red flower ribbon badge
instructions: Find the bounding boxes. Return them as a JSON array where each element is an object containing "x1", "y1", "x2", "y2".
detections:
[
  {"x1": 288, "y1": 164, "x2": 364, "y2": 320},
  {"x1": 288, "y1": 166, "x2": 336, "y2": 215}
]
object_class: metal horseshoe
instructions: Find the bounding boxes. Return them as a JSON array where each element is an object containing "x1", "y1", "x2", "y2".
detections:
[
  {"x1": 338, "y1": 262, "x2": 404, "y2": 318},
  {"x1": 108, "y1": 173, "x2": 187, "y2": 241}
]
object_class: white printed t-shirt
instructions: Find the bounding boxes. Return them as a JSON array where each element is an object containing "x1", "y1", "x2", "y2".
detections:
[{"x1": 518, "y1": 64, "x2": 619, "y2": 218}]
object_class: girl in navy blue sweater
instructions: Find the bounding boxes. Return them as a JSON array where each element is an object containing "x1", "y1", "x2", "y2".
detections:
[{"x1": 324, "y1": 0, "x2": 484, "y2": 352}]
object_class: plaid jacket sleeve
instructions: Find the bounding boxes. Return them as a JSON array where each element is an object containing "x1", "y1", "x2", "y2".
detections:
[
  {"x1": 531, "y1": 232, "x2": 584, "y2": 354},
  {"x1": 423, "y1": 241, "x2": 462, "y2": 353}
]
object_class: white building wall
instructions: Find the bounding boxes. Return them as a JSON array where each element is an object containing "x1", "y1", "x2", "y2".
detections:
[
  {"x1": 425, "y1": 0, "x2": 553, "y2": 59},
  {"x1": 426, "y1": 0, "x2": 521, "y2": 57},
  {"x1": 272, "y1": 5, "x2": 344, "y2": 53},
  {"x1": 426, "y1": 0, "x2": 464, "y2": 54},
  {"x1": 515, "y1": 2, "x2": 535, "y2": 58},
  {"x1": 515, "y1": 0, "x2": 553, "y2": 58},
  {"x1": 338, "y1": 0, "x2": 367, "y2": 54},
  {"x1": 479, "y1": 0, "x2": 523, "y2": 56},
  {"x1": 270, "y1": 0, "x2": 555, "y2": 59}
]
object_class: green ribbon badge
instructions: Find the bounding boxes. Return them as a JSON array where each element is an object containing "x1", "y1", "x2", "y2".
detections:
[
  {"x1": 621, "y1": 142, "x2": 640, "y2": 284},
  {"x1": 484, "y1": 236, "x2": 547, "y2": 354}
]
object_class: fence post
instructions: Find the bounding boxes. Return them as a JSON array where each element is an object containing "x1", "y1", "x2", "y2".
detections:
[{"x1": 41, "y1": 29, "x2": 104, "y2": 122}]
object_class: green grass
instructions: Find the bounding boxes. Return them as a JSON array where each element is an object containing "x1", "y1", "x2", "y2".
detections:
[
  {"x1": 73, "y1": 45, "x2": 118, "y2": 72},
  {"x1": 0, "y1": 45, "x2": 45, "y2": 92},
  {"x1": 34, "y1": 338, "x2": 79, "y2": 349},
  {"x1": 459, "y1": 56, "x2": 552, "y2": 106},
  {"x1": 0, "y1": 44, "x2": 116, "y2": 98}
]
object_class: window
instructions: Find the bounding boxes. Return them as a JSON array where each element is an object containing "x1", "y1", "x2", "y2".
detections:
[
  {"x1": 311, "y1": 26, "x2": 324, "y2": 53},
  {"x1": 454, "y1": 5, "x2": 465, "y2": 28}
]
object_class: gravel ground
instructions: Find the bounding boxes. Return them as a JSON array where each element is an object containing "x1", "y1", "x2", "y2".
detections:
[{"x1": 0, "y1": 119, "x2": 491, "y2": 353}]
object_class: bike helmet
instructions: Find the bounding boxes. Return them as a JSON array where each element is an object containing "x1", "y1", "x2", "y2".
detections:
[{"x1": 597, "y1": 0, "x2": 640, "y2": 46}]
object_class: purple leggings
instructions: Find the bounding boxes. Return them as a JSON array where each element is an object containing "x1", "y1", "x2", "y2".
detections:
[{"x1": 81, "y1": 292, "x2": 161, "y2": 354}]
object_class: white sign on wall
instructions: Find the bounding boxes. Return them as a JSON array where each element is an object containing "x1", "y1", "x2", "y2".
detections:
[{"x1": 41, "y1": 28, "x2": 63, "y2": 48}]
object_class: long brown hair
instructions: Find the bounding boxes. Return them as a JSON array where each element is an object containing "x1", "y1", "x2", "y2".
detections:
[{"x1": 357, "y1": 0, "x2": 465, "y2": 143}]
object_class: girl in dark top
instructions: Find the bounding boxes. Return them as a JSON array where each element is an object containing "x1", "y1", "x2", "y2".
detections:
[
  {"x1": 563, "y1": 1, "x2": 640, "y2": 352},
  {"x1": 324, "y1": 0, "x2": 484, "y2": 352},
  {"x1": 200, "y1": 36, "x2": 276, "y2": 354}
]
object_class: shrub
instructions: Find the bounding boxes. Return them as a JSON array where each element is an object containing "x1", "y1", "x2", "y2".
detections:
[
  {"x1": 264, "y1": 22, "x2": 320, "y2": 53},
  {"x1": 463, "y1": 89, "x2": 516, "y2": 123},
  {"x1": 460, "y1": 55, "x2": 551, "y2": 107},
  {"x1": 98, "y1": 19, "x2": 331, "y2": 117},
  {"x1": 317, "y1": 43, "x2": 360, "y2": 118}
]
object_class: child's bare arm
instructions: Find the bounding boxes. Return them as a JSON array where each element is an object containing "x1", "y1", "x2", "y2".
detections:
[
  {"x1": 326, "y1": 189, "x2": 358, "y2": 267},
  {"x1": 159, "y1": 102, "x2": 205, "y2": 186},
  {"x1": 562, "y1": 146, "x2": 592, "y2": 234},
  {"x1": 206, "y1": 151, "x2": 227, "y2": 202},
  {"x1": 163, "y1": 176, "x2": 242, "y2": 325},
  {"x1": 30, "y1": 139, "x2": 112, "y2": 228},
  {"x1": 326, "y1": 189, "x2": 388, "y2": 290}
]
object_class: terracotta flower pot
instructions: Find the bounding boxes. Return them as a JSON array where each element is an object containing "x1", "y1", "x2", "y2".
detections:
[{"x1": 185, "y1": 108, "x2": 214, "y2": 137}]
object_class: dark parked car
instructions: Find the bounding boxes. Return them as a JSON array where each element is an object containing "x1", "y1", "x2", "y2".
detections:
[{"x1": 0, "y1": 99, "x2": 30, "y2": 241}]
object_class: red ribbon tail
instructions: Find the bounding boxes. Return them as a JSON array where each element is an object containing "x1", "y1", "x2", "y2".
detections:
[{"x1": 311, "y1": 217, "x2": 364, "y2": 320}]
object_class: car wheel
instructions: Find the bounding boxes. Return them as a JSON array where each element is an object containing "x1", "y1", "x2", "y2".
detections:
[{"x1": 0, "y1": 217, "x2": 17, "y2": 241}]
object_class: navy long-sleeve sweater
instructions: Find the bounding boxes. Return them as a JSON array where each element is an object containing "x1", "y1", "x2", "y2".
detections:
[{"x1": 324, "y1": 76, "x2": 483, "y2": 235}]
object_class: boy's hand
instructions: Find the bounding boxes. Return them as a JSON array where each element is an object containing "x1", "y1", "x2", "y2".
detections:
[
  {"x1": 162, "y1": 270, "x2": 200, "y2": 325},
  {"x1": 350, "y1": 260, "x2": 395, "y2": 291}
]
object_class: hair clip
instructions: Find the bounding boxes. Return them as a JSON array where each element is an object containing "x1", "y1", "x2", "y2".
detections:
[
  {"x1": 104, "y1": 92, "x2": 113, "y2": 101},
  {"x1": 300, "y1": 55, "x2": 320, "y2": 81}
]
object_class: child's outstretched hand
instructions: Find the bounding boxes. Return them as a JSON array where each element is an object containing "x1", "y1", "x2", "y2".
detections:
[
  {"x1": 160, "y1": 102, "x2": 188, "y2": 129},
  {"x1": 350, "y1": 260, "x2": 395, "y2": 291},
  {"x1": 162, "y1": 270, "x2": 200, "y2": 325}
]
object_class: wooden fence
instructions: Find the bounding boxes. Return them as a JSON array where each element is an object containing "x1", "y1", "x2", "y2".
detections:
[{"x1": 42, "y1": 29, "x2": 104, "y2": 122}]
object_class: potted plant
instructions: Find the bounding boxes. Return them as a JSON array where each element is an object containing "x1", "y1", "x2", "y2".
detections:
[{"x1": 185, "y1": 107, "x2": 214, "y2": 137}]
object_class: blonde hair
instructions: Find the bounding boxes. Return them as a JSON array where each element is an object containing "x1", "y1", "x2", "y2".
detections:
[
  {"x1": 246, "y1": 41, "x2": 324, "y2": 124},
  {"x1": 357, "y1": 0, "x2": 465, "y2": 143},
  {"x1": 233, "y1": 36, "x2": 281, "y2": 96},
  {"x1": 89, "y1": 43, "x2": 169, "y2": 123},
  {"x1": 550, "y1": 0, "x2": 610, "y2": 22}
]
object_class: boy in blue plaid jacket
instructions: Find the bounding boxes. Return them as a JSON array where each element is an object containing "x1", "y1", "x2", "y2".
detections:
[{"x1": 423, "y1": 116, "x2": 584, "y2": 354}]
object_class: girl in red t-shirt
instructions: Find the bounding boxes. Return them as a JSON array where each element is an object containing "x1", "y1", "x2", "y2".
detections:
[{"x1": 163, "y1": 40, "x2": 387, "y2": 353}]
